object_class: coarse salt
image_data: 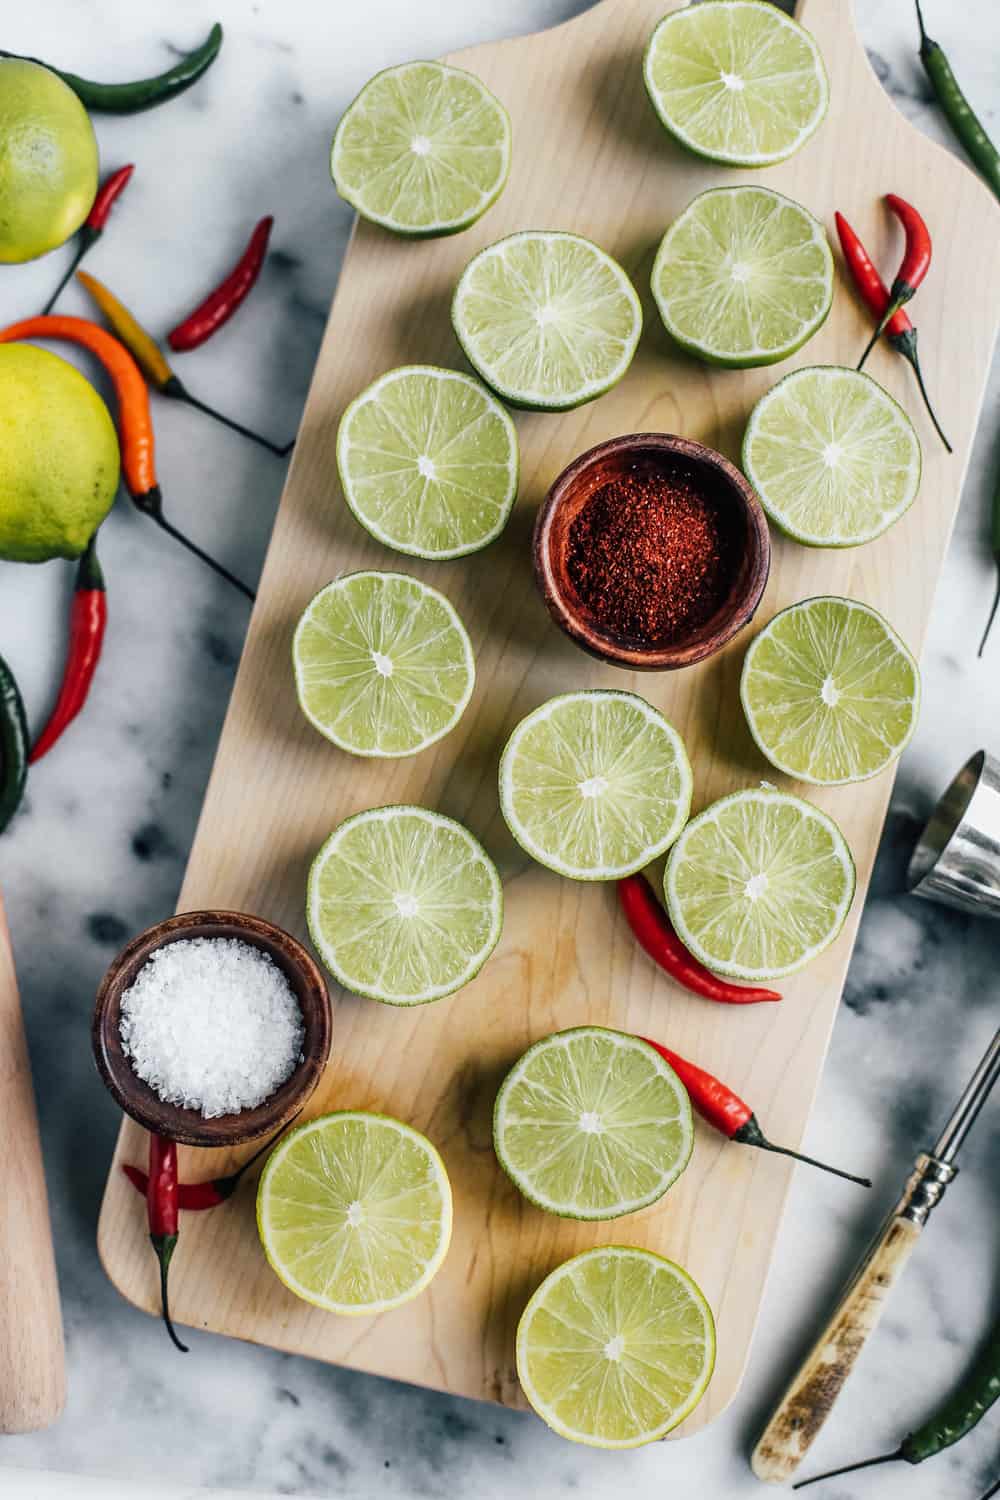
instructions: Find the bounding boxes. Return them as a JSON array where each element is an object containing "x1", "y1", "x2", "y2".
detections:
[{"x1": 119, "y1": 937, "x2": 305, "y2": 1118}]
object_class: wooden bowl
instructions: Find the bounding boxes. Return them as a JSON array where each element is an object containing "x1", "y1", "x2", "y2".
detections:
[
  {"x1": 92, "y1": 910, "x2": 332, "y2": 1148},
  {"x1": 533, "y1": 433, "x2": 771, "y2": 670}
]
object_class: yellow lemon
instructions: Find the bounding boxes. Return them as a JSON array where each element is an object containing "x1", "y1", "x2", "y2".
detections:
[{"x1": 0, "y1": 59, "x2": 98, "y2": 263}]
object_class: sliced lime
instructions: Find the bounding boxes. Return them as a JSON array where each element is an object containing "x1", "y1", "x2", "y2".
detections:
[
  {"x1": 741, "y1": 596, "x2": 920, "y2": 785},
  {"x1": 516, "y1": 1246, "x2": 716, "y2": 1448},
  {"x1": 336, "y1": 365, "x2": 518, "y2": 559},
  {"x1": 664, "y1": 787, "x2": 855, "y2": 981},
  {"x1": 644, "y1": 1, "x2": 828, "y2": 167},
  {"x1": 257, "y1": 1112, "x2": 452, "y2": 1315},
  {"x1": 307, "y1": 805, "x2": 503, "y2": 1004},
  {"x1": 651, "y1": 186, "x2": 833, "y2": 368},
  {"x1": 452, "y1": 231, "x2": 642, "y2": 410},
  {"x1": 499, "y1": 690, "x2": 692, "y2": 881},
  {"x1": 494, "y1": 1027, "x2": 693, "y2": 1220},
  {"x1": 742, "y1": 365, "x2": 922, "y2": 546},
  {"x1": 292, "y1": 571, "x2": 474, "y2": 758},
  {"x1": 331, "y1": 61, "x2": 510, "y2": 236}
]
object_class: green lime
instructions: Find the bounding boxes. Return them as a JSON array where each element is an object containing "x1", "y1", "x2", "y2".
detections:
[
  {"x1": 742, "y1": 365, "x2": 922, "y2": 546},
  {"x1": 0, "y1": 60, "x2": 98, "y2": 262},
  {"x1": 257, "y1": 1111, "x2": 452, "y2": 1315},
  {"x1": 293, "y1": 571, "x2": 474, "y2": 758},
  {"x1": 307, "y1": 805, "x2": 503, "y2": 1004},
  {"x1": 651, "y1": 186, "x2": 833, "y2": 368},
  {"x1": 644, "y1": 1, "x2": 828, "y2": 167},
  {"x1": 516, "y1": 1246, "x2": 716, "y2": 1447},
  {"x1": 331, "y1": 61, "x2": 511, "y2": 236},
  {"x1": 499, "y1": 690, "x2": 692, "y2": 881},
  {"x1": 0, "y1": 343, "x2": 119, "y2": 562},
  {"x1": 741, "y1": 596, "x2": 920, "y2": 786},
  {"x1": 452, "y1": 231, "x2": 642, "y2": 410},
  {"x1": 665, "y1": 787, "x2": 855, "y2": 981},
  {"x1": 494, "y1": 1027, "x2": 693, "y2": 1220},
  {"x1": 336, "y1": 366, "x2": 518, "y2": 559}
]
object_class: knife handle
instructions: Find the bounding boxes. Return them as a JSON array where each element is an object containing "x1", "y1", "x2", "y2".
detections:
[{"x1": 0, "y1": 894, "x2": 66, "y2": 1432}]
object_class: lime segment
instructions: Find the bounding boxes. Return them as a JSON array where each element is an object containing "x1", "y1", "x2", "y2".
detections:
[
  {"x1": 652, "y1": 187, "x2": 833, "y2": 368},
  {"x1": 257, "y1": 1112, "x2": 452, "y2": 1315},
  {"x1": 452, "y1": 231, "x2": 642, "y2": 410},
  {"x1": 741, "y1": 597, "x2": 920, "y2": 785},
  {"x1": 337, "y1": 366, "x2": 518, "y2": 559},
  {"x1": 308, "y1": 805, "x2": 503, "y2": 1004},
  {"x1": 494, "y1": 1028, "x2": 693, "y2": 1220},
  {"x1": 665, "y1": 787, "x2": 855, "y2": 980},
  {"x1": 331, "y1": 61, "x2": 510, "y2": 236},
  {"x1": 742, "y1": 365, "x2": 922, "y2": 546},
  {"x1": 293, "y1": 571, "x2": 474, "y2": 758},
  {"x1": 516, "y1": 1246, "x2": 716, "y2": 1447},
  {"x1": 499, "y1": 690, "x2": 692, "y2": 881}
]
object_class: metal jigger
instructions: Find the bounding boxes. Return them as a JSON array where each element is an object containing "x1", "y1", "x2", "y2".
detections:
[{"x1": 908, "y1": 750, "x2": 1000, "y2": 915}]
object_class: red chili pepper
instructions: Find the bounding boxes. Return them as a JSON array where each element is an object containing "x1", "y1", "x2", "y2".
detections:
[
  {"x1": 42, "y1": 164, "x2": 134, "y2": 315},
  {"x1": 857, "y1": 194, "x2": 933, "y2": 370},
  {"x1": 122, "y1": 1116, "x2": 298, "y2": 1210},
  {"x1": 146, "y1": 1134, "x2": 188, "y2": 1352},
  {"x1": 618, "y1": 874, "x2": 781, "y2": 1005},
  {"x1": 168, "y1": 216, "x2": 273, "y2": 352},
  {"x1": 29, "y1": 535, "x2": 107, "y2": 764},
  {"x1": 835, "y1": 211, "x2": 951, "y2": 452},
  {"x1": 641, "y1": 1038, "x2": 871, "y2": 1187}
]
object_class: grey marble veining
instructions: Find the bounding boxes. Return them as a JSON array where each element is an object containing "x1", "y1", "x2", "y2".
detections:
[{"x1": 1, "y1": 2, "x2": 999, "y2": 1497}]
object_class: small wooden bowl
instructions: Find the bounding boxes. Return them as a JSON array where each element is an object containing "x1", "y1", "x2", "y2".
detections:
[
  {"x1": 533, "y1": 433, "x2": 771, "y2": 670},
  {"x1": 92, "y1": 910, "x2": 332, "y2": 1148}
]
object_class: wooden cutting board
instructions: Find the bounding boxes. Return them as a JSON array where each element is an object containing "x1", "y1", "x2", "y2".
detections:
[{"x1": 97, "y1": 0, "x2": 1000, "y2": 1434}]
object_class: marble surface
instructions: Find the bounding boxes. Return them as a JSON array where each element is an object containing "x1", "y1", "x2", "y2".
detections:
[{"x1": 2, "y1": 1, "x2": 999, "y2": 1496}]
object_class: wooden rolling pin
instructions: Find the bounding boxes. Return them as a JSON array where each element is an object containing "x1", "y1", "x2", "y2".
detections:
[{"x1": 0, "y1": 891, "x2": 66, "y2": 1432}]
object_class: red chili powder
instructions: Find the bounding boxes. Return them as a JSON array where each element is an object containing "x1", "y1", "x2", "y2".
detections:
[{"x1": 566, "y1": 464, "x2": 740, "y2": 644}]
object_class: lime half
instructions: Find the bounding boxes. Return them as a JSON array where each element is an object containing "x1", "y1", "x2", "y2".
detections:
[
  {"x1": 665, "y1": 787, "x2": 855, "y2": 981},
  {"x1": 257, "y1": 1112, "x2": 452, "y2": 1315},
  {"x1": 644, "y1": 2, "x2": 828, "y2": 167},
  {"x1": 337, "y1": 366, "x2": 518, "y2": 559},
  {"x1": 494, "y1": 1028, "x2": 693, "y2": 1220},
  {"x1": 331, "y1": 61, "x2": 510, "y2": 236},
  {"x1": 741, "y1": 597, "x2": 920, "y2": 785},
  {"x1": 516, "y1": 1246, "x2": 716, "y2": 1448},
  {"x1": 452, "y1": 231, "x2": 642, "y2": 410},
  {"x1": 742, "y1": 366, "x2": 922, "y2": 546},
  {"x1": 308, "y1": 805, "x2": 503, "y2": 1004},
  {"x1": 293, "y1": 571, "x2": 474, "y2": 758},
  {"x1": 499, "y1": 690, "x2": 692, "y2": 881},
  {"x1": 652, "y1": 186, "x2": 833, "y2": 368}
]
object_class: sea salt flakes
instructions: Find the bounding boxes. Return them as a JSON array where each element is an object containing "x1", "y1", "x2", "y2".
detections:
[{"x1": 119, "y1": 937, "x2": 305, "y2": 1118}]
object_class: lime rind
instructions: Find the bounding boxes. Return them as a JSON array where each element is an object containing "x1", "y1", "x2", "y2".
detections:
[
  {"x1": 742, "y1": 365, "x2": 922, "y2": 546},
  {"x1": 336, "y1": 365, "x2": 519, "y2": 559},
  {"x1": 643, "y1": 1, "x2": 829, "y2": 168},
  {"x1": 452, "y1": 230, "x2": 643, "y2": 411},
  {"x1": 307, "y1": 804, "x2": 503, "y2": 1004},
  {"x1": 651, "y1": 186, "x2": 833, "y2": 368},
  {"x1": 493, "y1": 1027, "x2": 694, "y2": 1220},
  {"x1": 331, "y1": 60, "x2": 511, "y2": 237},
  {"x1": 257, "y1": 1110, "x2": 453, "y2": 1316},
  {"x1": 515, "y1": 1245, "x2": 717, "y2": 1448},
  {"x1": 664, "y1": 787, "x2": 856, "y2": 981},
  {"x1": 498, "y1": 690, "x2": 693, "y2": 881},
  {"x1": 740, "y1": 596, "x2": 921, "y2": 785}
]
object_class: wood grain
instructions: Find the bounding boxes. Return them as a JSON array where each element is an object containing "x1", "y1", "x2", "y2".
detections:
[
  {"x1": 96, "y1": 0, "x2": 1000, "y2": 1434},
  {"x1": 0, "y1": 893, "x2": 65, "y2": 1433}
]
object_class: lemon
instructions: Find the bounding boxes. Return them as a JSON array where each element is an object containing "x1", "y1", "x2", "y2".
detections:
[
  {"x1": 0, "y1": 59, "x2": 98, "y2": 262},
  {"x1": 0, "y1": 343, "x2": 119, "y2": 562}
]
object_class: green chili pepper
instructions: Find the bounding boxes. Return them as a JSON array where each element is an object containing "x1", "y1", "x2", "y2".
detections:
[
  {"x1": 0, "y1": 654, "x2": 29, "y2": 836},
  {"x1": 915, "y1": 1, "x2": 1000, "y2": 202},
  {"x1": 0, "y1": 24, "x2": 222, "y2": 114},
  {"x1": 979, "y1": 466, "x2": 1000, "y2": 656}
]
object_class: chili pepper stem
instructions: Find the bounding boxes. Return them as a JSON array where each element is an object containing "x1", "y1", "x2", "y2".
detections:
[
  {"x1": 134, "y1": 490, "x2": 255, "y2": 601},
  {"x1": 978, "y1": 570, "x2": 1000, "y2": 656},
  {"x1": 42, "y1": 233, "x2": 95, "y2": 315},
  {"x1": 151, "y1": 1234, "x2": 189, "y2": 1353},
  {"x1": 895, "y1": 336, "x2": 952, "y2": 452},
  {"x1": 794, "y1": 1450, "x2": 901, "y2": 1488},
  {"x1": 734, "y1": 1116, "x2": 872, "y2": 1188},
  {"x1": 857, "y1": 301, "x2": 904, "y2": 370},
  {"x1": 163, "y1": 378, "x2": 289, "y2": 457},
  {"x1": 979, "y1": 1479, "x2": 1000, "y2": 1500}
]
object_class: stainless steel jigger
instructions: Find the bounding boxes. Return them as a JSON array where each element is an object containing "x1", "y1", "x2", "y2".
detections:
[{"x1": 908, "y1": 750, "x2": 1000, "y2": 915}]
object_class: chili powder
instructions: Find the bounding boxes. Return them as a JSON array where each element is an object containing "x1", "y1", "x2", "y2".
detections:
[{"x1": 566, "y1": 463, "x2": 740, "y2": 644}]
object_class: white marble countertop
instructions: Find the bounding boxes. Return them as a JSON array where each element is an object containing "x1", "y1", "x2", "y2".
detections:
[{"x1": 1, "y1": 2, "x2": 999, "y2": 1496}]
